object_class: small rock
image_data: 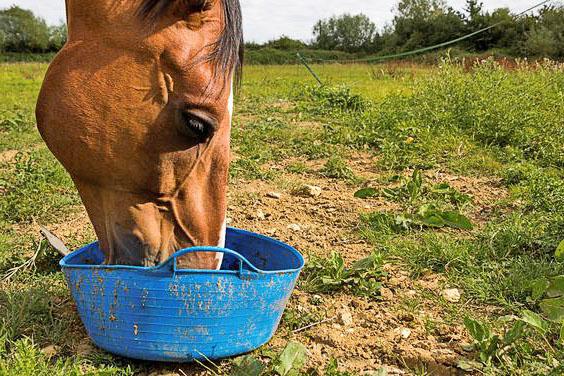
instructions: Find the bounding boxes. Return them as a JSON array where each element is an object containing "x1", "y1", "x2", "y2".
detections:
[
  {"x1": 287, "y1": 223, "x2": 302, "y2": 232},
  {"x1": 400, "y1": 327, "x2": 412, "y2": 339},
  {"x1": 248, "y1": 209, "x2": 266, "y2": 220},
  {"x1": 338, "y1": 307, "x2": 354, "y2": 326},
  {"x1": 441, "y1": 288, "x2": 461, "y2": 303},
  {"x1": 399, "y1": 312, "x2": 415, "y2": 322},
  {"x1": 257, "y1": 209, "x2": 267, "y2": 220},
  {"x1": 266, "y1": 191, "x2": 281, "y2": 199},
  {"x1": 41, "y1": 345, "x2": 59, "y2": 357},
  {"x1": 225, "y1": 217, "x2": 233, "y2": 225},
  {"x1": 380, "y1": 287, "x2": 394, "y2": 301},
  {"x1": 296, "y1": 184, "x2": 322, "y2": 197}
]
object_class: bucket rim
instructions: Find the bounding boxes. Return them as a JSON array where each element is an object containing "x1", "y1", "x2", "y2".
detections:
[{"x1": 59, "y1": 227, "x2": 304, "y2": 275}]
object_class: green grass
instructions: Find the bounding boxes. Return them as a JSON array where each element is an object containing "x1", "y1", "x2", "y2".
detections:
[{"x1": 0, "y1": 59, "x2": 563, "y2": 374}]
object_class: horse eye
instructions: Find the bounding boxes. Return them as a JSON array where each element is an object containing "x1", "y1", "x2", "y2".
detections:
[{"x1": 181, "y1": 112, "x2": 212, "y2": 141}]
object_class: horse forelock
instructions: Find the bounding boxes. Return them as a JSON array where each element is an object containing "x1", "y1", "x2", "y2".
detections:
[{"x1": 139, "y1": 0, "x2": 243, "y2": 88}]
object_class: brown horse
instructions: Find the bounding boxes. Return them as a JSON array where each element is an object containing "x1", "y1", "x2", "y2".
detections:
[{"x1": 35, "y1": 0, "x2": 243, "y2": 269}]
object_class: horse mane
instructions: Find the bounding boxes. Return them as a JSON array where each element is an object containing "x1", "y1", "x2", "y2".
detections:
[{"x1": 139, "y1": 0, "x2": 243, "y2": 87}]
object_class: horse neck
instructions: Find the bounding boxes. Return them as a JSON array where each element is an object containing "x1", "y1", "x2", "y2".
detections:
[{"x1": 65, "y1": 0, "x2": 141, "y2": 41}]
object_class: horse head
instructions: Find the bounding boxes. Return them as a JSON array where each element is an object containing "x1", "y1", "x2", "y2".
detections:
[{"x1": 36, "y1": 0, "x2": 243, "y2": 268}]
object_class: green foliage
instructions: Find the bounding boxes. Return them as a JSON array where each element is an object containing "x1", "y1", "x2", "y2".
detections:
[
  {"x1": 360, "y1": 170, "x2": 473, "y2": 234},
  {"x1": 302, "y1": 251, "x2": 385, "y2": 298},
  {"x1": 347, "y1": 60, "x2": 564, "y2": 170},
  {"x1": 320, "y1": 156, "x2": 357, "y2": 181},
  {"x1": 463, "y1": 316, "x2": 526, "y2": 365},
  {"x1": 399, "y1": 204, "x2": 473, "y2": 230},
  {"x1": 0, "y1": 337, "x2": 133, "y2": 375},
  {"x1": 531, "y1": 276, "x2": 564, "y2": 323},
  {"x1": 358, "y1": 171, "x2": 470, "y2": 210},
  {"x1": 322, "y1": 359, "x2": 356, "y2": 376},
  {"x1": 392, "y1": 0, "x2": 466, "y2": 50},
  {"x1": 300, "y1": 85, "x2": 367, "y2": 114},
  {"x1": 231, "y1": 355, "x2": 265, "y2": 376},
  {"x1": 313, "y1": 14, "x2": 378, "y2": 53},
  {"x1": 47, "y1": 24, "x2": 67, "y2": 51},
  {"x1": 244, "y1": 48, "x2": 354, "y2": 65},
  {"x1": 0, "y1": 6, "x2": 50, "y2": 52},
  {"x1": 230, "y1": 342, "x2": 307, "y2": 376},
  {"x1": 263, "y1": 36, "x2": 307, "y2": 51}
]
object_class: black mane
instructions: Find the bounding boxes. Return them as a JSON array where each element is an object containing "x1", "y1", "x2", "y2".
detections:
[{"x1": 139, "y1": 0, "x2": 243, "y2": 87}]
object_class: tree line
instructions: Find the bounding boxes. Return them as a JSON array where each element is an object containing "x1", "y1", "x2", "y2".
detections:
[
  {"x1": 0, "y1": 6, "x2": 66, "y2": 52},
  {"x1": 2, "y1": 1, "x2": 563, "y2": 59},
  {"x1": 252, "y1": 0, "x2": 564, "y2": 59}
]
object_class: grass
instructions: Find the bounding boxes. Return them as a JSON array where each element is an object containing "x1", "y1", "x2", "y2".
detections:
[{"x1": 0, "y1": 58, "x2": 563, "y2": 374}]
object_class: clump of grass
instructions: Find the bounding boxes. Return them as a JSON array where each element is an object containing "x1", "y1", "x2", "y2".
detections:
[
  {"x1": 301, "y1": 251, "x2": 386, "y2": 298},
  {"x1": 285, "y1": 161, "x2": 309, "y2": 174},
  {"x1": 0, "y1": 109, "x2": 33, "y2": 133},
  {"x1": 320, "y1": 156, "x2": 357, "y2": 181},
  {"x1": 299, "y1": 84, "x2": 368, "y2": 114}
]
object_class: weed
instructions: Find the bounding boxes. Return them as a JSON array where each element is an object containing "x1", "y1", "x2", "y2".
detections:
[
  {"x1": 282, "y1": 308, "x2": 323, "y2": 331},
  {"x1": 230, "y1": 341, "x2": 307, "y2": 376},
  {"x1": 300, "y1": 85, "x2": 368, "y2": 114},
  {"x1": 286, "y1": 161, "x2": 309, "y2": 174},
  {"x1": 320, "y1": 156, "x2": 357, "y2": 181},
  {"x1": 301, "y1": 251, "x2": 386, "y2": 298}
]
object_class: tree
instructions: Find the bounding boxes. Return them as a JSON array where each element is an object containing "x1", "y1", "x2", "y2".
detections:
[
  {"x1": 393, "y1": 0, "x2": 465, "y2": 50},
  {"x1": 313, "y1": 14, "x2": 378, "y2": 53},
  {"x1": 522, "y1": 5, "x2": 564, "y2": 58},
  {"x1": 0, "y1": 6, "x2": 50, "y2": 52},
  {"x1": 48, "y1": 23, "x2": 67, "y2": 51},
  {"x1": 463, "y1": 1, "x2": 516, "y2": 51}
]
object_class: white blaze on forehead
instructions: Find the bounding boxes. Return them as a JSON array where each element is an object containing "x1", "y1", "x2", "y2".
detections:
[{"x1": 214, "y1": 81, "x2": 234, "y2": 269}]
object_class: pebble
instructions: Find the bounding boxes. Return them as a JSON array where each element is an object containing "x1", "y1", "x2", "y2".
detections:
[
  {"x1": 297, "y1": 184, "x2": 322, "y2": 197},
  {"x1": 441, "y1": 288, "x2": 461, "y2": 303},
  {"x1": 380, "y1": 287, "x2": 394, "y2": 301},
  {"x1": 256, "y1": 209, "x2": 266, "y2": 220},
  {"x1": 338, "y1": 307, "x2": 354, "y2": 326},
  {"x1": 400, "y1": 327, "x2": 412, "y2": 339},
  {"x1": 287, "y1": 223, "x2": 302, "y2": 232},
  {"x1": 266, "y1": 191, "x2": 281, "y2": 199},
  {"x1": 399, "y1": 312, "x2": 415, "y2": 322}
]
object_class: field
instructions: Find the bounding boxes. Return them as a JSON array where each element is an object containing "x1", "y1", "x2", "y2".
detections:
[{"x1": 1, "y1": 59, "x2": 563, "y2": 375}]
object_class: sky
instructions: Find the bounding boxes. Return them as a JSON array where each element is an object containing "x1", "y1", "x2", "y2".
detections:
[{"x1": 0, "y1": 0, "x2": 547, "y2": 43}]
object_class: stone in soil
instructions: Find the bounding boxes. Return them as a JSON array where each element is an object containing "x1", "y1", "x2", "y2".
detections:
[
  {"x1": 296, "y1": 184, "x2": 322, "y2": 197},
  {"x1": 266, "y1": 191, "x2": 282, "y2": 199},
  {"x1": 441, "y1": 288, "x2": 461, "y2": 303}
]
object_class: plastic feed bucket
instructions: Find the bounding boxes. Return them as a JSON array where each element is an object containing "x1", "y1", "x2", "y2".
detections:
[{"x1": 60, "y1": 227, "x2": 304, "y2": 362}]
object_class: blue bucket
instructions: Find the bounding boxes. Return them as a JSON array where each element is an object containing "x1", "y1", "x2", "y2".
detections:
[{"x1": 60, "y1": 227, "x2": 304, "y2": 362}]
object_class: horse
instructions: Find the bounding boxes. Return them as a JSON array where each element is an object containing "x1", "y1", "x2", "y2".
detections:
[{"x1": 35, "y1": 0, "x2": 243, "y2": 269}]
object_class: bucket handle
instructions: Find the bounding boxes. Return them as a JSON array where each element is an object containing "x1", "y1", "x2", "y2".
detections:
[{"x1": 158, "y1": 246, "x2": 263, "y2": 278}]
